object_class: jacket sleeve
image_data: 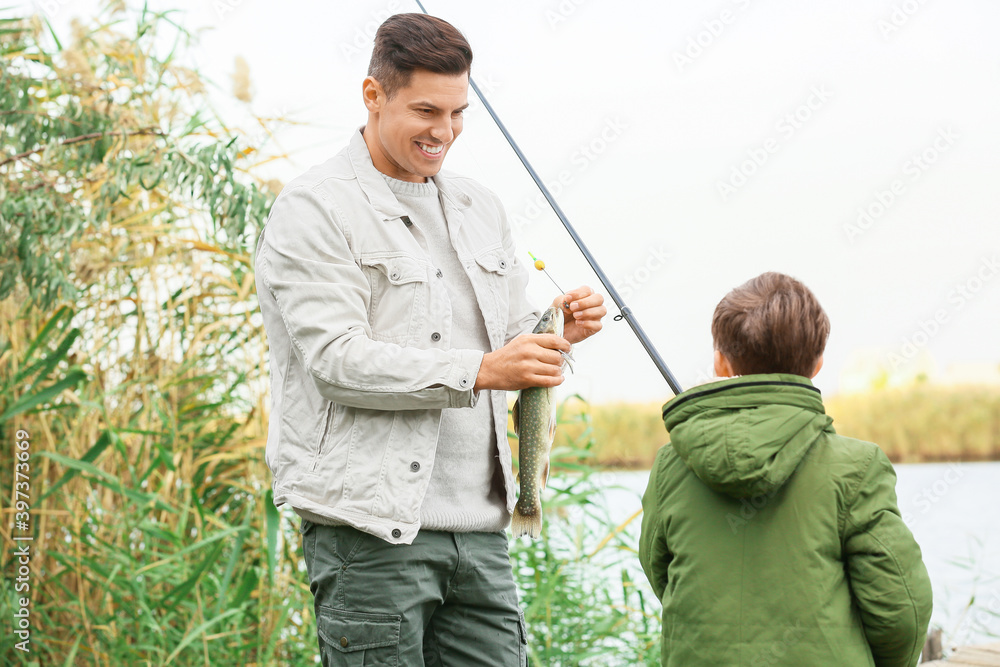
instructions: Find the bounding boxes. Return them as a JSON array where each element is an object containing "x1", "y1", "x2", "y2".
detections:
[
  {"x1": 256, "y1": 186, "x2": 484, "y2": 411},
  {"x1": 639, "y1": 449, "x2": 673, "y2": 601},
  {"x1": 492, "y1": 191, "x2": 542, "y2": 343},
  {"x1": 842, "y1": 446, "x2": 933, "y2": 667}
]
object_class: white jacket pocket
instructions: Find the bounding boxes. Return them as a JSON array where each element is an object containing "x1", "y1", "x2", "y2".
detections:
[{"x1": 360, "y1": 253, "x2": 428, "y2": 344}]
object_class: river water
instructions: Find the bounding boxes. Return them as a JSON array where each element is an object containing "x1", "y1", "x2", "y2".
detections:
[{"x1": 593, "y1": 461, "x2": 1000, "y2": 649}]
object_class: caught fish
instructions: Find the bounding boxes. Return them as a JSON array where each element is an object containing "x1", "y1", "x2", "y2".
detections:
[{"x1": 511, "y1": 306, "x2": 573, "y2": 538}]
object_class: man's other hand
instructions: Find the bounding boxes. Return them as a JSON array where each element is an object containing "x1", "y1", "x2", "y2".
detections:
[{"x1": 554, "y1": 286, "x2": 606, "y2": 344}]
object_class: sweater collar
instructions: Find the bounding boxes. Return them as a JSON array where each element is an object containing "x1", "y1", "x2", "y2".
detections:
[{"x1": 348, "y1": 126, "x2": 472, "y2": 222}]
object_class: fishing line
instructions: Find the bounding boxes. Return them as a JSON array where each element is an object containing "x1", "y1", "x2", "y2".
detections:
[
  {"x1": 410, "y1": 1, "x2": 684, "y2": 396},
  {"x1": 526, "y1": 252, "x2": 566, "y2": 296}
]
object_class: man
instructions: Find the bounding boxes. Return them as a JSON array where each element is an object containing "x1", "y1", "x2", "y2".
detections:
[{"x1": 253, "y1": 12, "x2": 606, "y2": 666}]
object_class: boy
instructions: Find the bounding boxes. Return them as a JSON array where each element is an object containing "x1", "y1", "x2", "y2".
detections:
[{"x1": 639, "y1": 271, "x2": 932, "y2": 666}]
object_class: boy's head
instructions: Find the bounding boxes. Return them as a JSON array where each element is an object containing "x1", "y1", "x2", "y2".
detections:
[{"x1": 711, "y1": 272, "x2": 829, "y2": 379}]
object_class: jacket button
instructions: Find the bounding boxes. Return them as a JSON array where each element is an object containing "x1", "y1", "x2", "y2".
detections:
[
  {"x1": 410, "y1": 461, "x2": 420, "y2": 472},
  {"x1": 431, "y1": 332, "x2": 441, "y2": 342},
  {"x1": 390, "y1": 271, "x2": 400, "y2": 280},
  {"x1": 499, "y1": 259, "x2": 507, "y2": 269},
  {"x1": 340, "y1": 637, "x2": 349, "y2": 648},
  {"x1": 391, "y1": 528, "x2": 401, "y2": 538},
  {"x1": 459, "y1": 377, "x2": 469, "y2": 387}
]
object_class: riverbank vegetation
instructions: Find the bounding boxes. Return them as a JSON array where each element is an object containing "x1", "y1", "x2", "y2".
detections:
[
  {"x1": 2, "y1": 4, "x2": 994, "y2": 665},
  {"x1": 1, "y1": 6, "x2": 301, "y2": 663},
  {"x1": 511, "y1": 384, "x2": 1000, "y2": 468}
]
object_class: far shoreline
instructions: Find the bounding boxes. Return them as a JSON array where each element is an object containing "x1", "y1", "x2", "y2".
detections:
[{"x1": 509, "y1": 384, "x2": 1000, "y2": 470}]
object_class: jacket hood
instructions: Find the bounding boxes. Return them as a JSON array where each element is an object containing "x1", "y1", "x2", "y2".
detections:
[{"x1": 661, "y1": 374, "x2": 833, "y2": 499}]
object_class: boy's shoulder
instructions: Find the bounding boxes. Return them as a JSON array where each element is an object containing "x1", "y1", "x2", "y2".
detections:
[
  {"x1": 651, "y1": 429, "x2": 892, "y2": 491},
  {"x1": 809, "y1": 419, "x2": 899, "y2": 482},
  {"x1": 810, "y1": 429, "x2": 884, "y2": 465}
]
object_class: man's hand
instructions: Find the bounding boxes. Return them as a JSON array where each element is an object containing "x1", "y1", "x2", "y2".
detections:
[
  {"x1": 554, "y1": 286, "x2": 606, "y2": 344},
  {"x1": 474, "y1": 334, "x2": 570, "y2": 392}
]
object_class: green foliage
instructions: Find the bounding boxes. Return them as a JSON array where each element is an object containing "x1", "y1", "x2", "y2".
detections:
[
  {"x1": 940, "y1": 537, "x2": 1000, "y2": 649},
  {"x1": 0, "y1": 4, "x2": 269, "y2": 311},
  {"x1": 510, "y1": 396, "x2": 661, "y2": 666},
  {"x1": 0, "y1": 4, "x2": 313, "y2": 664}
]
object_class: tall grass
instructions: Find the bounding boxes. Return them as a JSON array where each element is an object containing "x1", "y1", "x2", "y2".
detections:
[
  {"x1": 1, "y1": 5, "x2": 314, "y2": 664},
  {"x1": 825, "y1": 385, "x2": 1000, "y2": 461},
  {"x1": 513, "y1": 401, "x2": 666, "y2": 468},
  {"x1": 509, "y1": 396, "x2": 661, "y2": 666},
  {"x1": 510, "y1": 385, "x2": 1000, "y2": 468}
]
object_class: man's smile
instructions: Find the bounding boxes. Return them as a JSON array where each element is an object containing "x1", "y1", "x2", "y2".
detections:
[{"x1": 416, "y1": 141, "x2": 444, "y2": 157}]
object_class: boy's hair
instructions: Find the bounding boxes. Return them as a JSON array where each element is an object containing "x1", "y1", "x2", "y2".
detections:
[
  {"x1": 368, "y1": 13, "x2": 473, "y2": 99},
  {"x1": 712, "y1": 272, "x2": 830, "y2": 377}
]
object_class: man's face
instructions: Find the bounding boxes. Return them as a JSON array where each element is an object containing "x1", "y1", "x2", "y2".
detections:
[{"x1": 362, "y1": 69, "x2": 469, "y2": 183}]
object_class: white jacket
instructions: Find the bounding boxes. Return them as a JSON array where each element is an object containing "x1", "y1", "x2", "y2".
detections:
[{"x1": 253, "y1": 128, "x2": 540, "y2": 544}]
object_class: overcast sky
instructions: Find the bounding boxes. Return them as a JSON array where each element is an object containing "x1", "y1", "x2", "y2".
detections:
[{"x1": 23, "y1": 0, "x2": 1000, "y2": 403}]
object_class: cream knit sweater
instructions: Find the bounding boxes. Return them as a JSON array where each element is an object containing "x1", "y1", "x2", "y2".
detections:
[{"x1": 380, "y1": 173, "x2": 508, "y2": 533}]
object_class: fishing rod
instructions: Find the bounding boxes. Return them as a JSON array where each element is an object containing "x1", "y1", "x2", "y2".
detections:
[{"x1": 412, "y1": 1, "x2": 684, "y2": 396}]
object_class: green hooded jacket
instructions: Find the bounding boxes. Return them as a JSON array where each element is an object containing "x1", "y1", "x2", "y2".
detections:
[{"x1": 639, "y1": 374, "x2": 933, "y2": 666}]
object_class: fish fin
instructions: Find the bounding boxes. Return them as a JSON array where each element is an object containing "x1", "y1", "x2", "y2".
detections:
[
  {"x1": 541, "y1": 458, "x2": 551, "y2": 490},
  {"x1": 561, "y1": 349, "x2": 574, "y2": 374},
  {"x1": 511, "y1": 396, "x2": 520, "y2": 438},
  {"x1": 511, "y1": 503, "x2": 543, "y2": 539}
]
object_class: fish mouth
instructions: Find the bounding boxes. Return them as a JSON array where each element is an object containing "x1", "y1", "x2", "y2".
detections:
[{"x1": 533, "y1": 306, "x2": 564, "y2": 335}]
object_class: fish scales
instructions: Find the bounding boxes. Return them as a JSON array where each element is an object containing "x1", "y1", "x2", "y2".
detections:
[{"x1": 510, "y1": 306, "x2": 570, "y2": 539}]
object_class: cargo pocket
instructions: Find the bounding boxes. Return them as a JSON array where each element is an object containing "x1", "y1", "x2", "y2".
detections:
[
  {"x1": 516, "y1": 609, "x2": 528, "y2": 666},
  {"x1": 360, "y1": 254, "x2": 428, "y2": 344},
  {"x1": 317, "y1": 606, "x2": 401, "y2": 667}
]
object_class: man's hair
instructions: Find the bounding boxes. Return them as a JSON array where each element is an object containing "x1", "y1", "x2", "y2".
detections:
[
  {"x1": 368, "y1": 13, "x2": 473, "y2": 99},
  {"x1": 711, "y1": 271, "x2": 830, "y2": 377}
]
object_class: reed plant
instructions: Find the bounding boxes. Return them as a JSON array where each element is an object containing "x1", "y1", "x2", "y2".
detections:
[
  {"x1": 509, "y1": 395, "x2": 661, "y2": 666},
  {"x1": 1, "y1": 4, "x2": 314, "y2": 663},
  {"x1": 825, "y1": 384, "x2": 1000, "y2": 462},
  {"x1": 511, "y1": 384, "x2": 1000, "y2": 469}
]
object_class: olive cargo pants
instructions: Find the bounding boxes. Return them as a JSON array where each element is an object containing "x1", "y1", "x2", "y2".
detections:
[{"x1": 301, "y1": 519, "x2": 528, "y2": 666}]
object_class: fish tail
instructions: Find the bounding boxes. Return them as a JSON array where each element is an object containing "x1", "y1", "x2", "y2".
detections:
[{"x1": 511, "y1": 500, "x2": 543, "y2": 539}]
